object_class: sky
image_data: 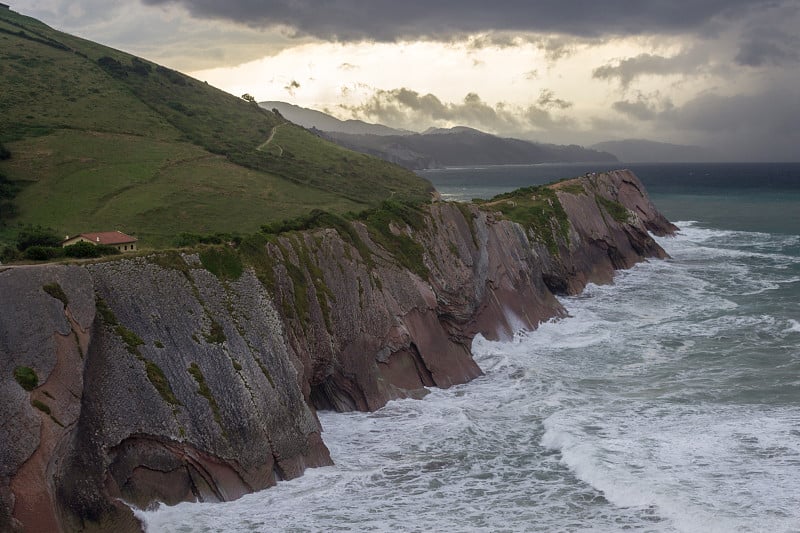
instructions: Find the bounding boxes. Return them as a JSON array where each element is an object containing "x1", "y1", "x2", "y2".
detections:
[{"x1": 20, "y1": 0, "x2": 800, "y2": 161}]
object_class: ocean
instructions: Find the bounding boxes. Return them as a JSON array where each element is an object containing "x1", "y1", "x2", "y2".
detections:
[{"x1": 140, "y1": 163, "x2": 800, "y2": 532}]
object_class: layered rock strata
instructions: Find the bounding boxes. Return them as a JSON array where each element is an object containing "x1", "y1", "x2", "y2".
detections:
[{"x1": 0, "y1": 170, "x2": 676, "y2": 532}]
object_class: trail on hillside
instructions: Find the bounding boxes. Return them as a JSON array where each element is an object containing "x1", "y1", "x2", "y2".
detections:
[{"x1": 256, "y1": 123, "x2": 286, "y2": 156}]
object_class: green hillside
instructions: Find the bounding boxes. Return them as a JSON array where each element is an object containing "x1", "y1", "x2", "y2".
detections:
[{"x1": 0, "y1": 7, "x2": 432, "y2": 247}]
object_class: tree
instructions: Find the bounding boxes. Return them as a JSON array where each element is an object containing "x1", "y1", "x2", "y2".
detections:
[
  {"x1": 16, "y1": 225, "x2": 62, "y2": 251},
  {"x1": 241, "y1": 93, "x2": 256, "y2": 103}
]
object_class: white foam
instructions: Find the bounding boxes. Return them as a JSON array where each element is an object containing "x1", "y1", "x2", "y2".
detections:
[
  {"x1": 786, "y1": 319, "x2": 800, "y2": 333},
  {"x1": 139, "y1": 218, "x2": 800, "y2": 533}
]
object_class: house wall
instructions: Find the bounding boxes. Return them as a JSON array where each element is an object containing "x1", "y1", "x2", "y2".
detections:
[{"x1": 62, "y1": 237, "x2": 137, "y2": 252}]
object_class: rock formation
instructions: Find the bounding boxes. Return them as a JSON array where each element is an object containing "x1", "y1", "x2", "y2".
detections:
[{"x1": 0, "y1": 170, "x2": 676, "y2": 532}]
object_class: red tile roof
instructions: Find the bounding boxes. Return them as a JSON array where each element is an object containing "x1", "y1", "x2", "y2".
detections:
[{"x1": 75, "y1": 231, "x2": 137, "y2": 245}]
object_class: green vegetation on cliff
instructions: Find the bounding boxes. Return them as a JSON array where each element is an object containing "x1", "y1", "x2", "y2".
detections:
[
  {"x1": 42, "y1": 282, "x2": 68, "y2": 307},
  {"x1": 477, "y1": 185, "x2": 571, "y2": 254},
  {"x1": 187, "y1": 363, "x2": 223, "y2": 427},
  {"x1": 0, "y1": 7, "x2": 432, "y2": 247},
  {"x1": 13, "y1": 365, "x2": 38, "y2": 391},
  {"x1": 596, "y1": 195, "x2": 631, "y2": 224}
]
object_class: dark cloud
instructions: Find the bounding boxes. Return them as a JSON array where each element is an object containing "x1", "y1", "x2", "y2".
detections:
[
  {"x1": 735, "y1": 29, "x2": 799, "y2": 66},
  {"x1": 592, "y1": 50, "x2": 708, "y2": 87},
  {"x1": 537, "y1": 90, "x2": 572, "y2": 110},
  {"x1": 612, "y1": 99, "x2": 657, "y2": 121},
  {"x1": 641, "y1": 88, "x2": 800, "y2": 160},
  {"x1": 284, "y1": 79, "x2": 300, "y2": 95},
  {"x1": 611, "y1": 92, "x2": 673, "y2": 121},
  {"x1": 140, "y1": 0, "x2": 779, "y2": 41}
]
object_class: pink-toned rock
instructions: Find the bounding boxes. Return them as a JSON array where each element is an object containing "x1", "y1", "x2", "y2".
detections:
[{"x1": 0, "y1": 170, "x2": 675, "y2": 532}]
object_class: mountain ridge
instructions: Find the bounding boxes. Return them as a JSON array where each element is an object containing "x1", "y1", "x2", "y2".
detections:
[
  {"x1": 260, "y1": 101, "x2": 618, "y2": 170},
  {"x1": 263, "y1": 101, "x2": 411, "y2": 136}
]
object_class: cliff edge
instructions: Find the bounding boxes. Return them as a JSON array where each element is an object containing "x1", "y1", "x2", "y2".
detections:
[{"x1": 0, "y1": 170, "x2": 676, "y2": 532}]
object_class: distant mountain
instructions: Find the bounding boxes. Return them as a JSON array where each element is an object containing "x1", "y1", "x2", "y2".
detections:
[
  {"x1": 321, "y1": 127, "x2": 618, "y2": 170},
  {"x1": 261, "y1": 101, "x2": 410, "y2": 136},
  {"x1": 591, "y1": 139, "x2": 719, "y2": 163}
]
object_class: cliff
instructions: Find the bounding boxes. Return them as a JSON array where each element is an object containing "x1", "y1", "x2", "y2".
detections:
[{"x1": 0, "y1": 170, "x2": 676, "y2": 532}]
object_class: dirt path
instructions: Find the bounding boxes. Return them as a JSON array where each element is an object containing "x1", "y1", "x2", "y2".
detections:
[{"x1": 256, "y1": 123, "x2": 285, "y2": 156}]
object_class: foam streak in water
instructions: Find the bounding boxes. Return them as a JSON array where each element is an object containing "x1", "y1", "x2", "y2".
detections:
[{"x1": 140, "y1": 224, "x2": 800, "y2": 533}]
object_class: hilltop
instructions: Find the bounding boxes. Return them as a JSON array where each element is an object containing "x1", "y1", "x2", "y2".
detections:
[
  {"x1": 259, "y1": 102, "x2": 618, "y2": 170},
  {"x1": 320, "y1": 127, "x2": 618, "y2": 170},
  {"x1": 0, "y1": 8, "x2": 432, "y2": 247},
  {"x1": 263, "y1": 101, "x2": 410, "y2": 136}
]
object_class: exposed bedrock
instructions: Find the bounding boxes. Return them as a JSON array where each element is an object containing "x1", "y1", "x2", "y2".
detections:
[{"x1": 0, "y1": 170, "x2": 675, "y2": 532}]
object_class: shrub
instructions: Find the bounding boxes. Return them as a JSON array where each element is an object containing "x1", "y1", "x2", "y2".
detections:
[
  {"x1": 115, "y1": 325, "x2": 144, "y2": 355},
  {"x1": 31, "y1": 399, "x2": 51, "y2": 414},
  {"x1": 97, "y1": 244, "x2": 121, "y2": 255},
  {"x1": 96, "y1": 56, "x2": 128, "y2": 77},
  {"x1": 199, "y1": 246, "x2": 243, "y2": 280},
  {"x1": 0, "y1": 245, "x2": 21, "y2": 262},
  {"x1": 0, "y1": 171, "x2": 21, "y2": 199},
  {"x1": 203, "y1": 319, "x2": 226, "y2": 344},
  {"x1": 16, "y1": 225, "x2": 62, "y2": 250},
  {"x1": 174, "y1": 232, "x2": 227, "y2": 247},
  {"x1": 24, "y1": 246, "x2": 64, "y2": 261},
  {"x1": 64, "y1": 241, "x2": 101, "y2": 258},
  {"x1": 14, "y1": 366, "x2": 38, "y2": 391},
  {"x1": 42, "y1": 282, "x2": 69, "y2": 306},
  {"x1": 62, "y1": 241, "x2": 120, "y2": 258},
  {"x1": 596, "y1": 196, "x2": 631, "y2": 223},
  {"x1": 145, "y1": 361, "x2": 180, "y2": 406},
  {"x1": 0, "y1": 200, "x2": 19, "y2": 221},
  {"x1": 188, "y1": 362, "x2": 222, "y2": 426},
  {"x1": 130, "y1": 57, "x2": 151, "y2": 76}
]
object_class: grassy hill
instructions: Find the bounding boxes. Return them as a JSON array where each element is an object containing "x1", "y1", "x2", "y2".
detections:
[{"x1": 0, "y1": 7, "x2": 432, "y2": 247}]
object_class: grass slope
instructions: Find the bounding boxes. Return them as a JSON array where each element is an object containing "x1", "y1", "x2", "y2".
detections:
[{"x1": 0, "y1": 8, "x2": 431, "y2": 247}]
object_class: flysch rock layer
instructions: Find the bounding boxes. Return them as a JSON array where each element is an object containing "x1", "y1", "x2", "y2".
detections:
[{"x1": 0, "y1": 170, "x2": 676, "y2": 532}]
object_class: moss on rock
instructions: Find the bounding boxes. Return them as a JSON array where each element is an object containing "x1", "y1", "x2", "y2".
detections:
[{"x1": 14, "y1": 365, "x2": 38, "y2": 391}]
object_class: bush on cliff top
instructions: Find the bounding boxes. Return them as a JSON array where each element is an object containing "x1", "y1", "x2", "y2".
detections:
[
  {"x1": 353, "y1": 200, "x2": 430, "y2": 279},
  {"x1": 199, "y1": 246, "x2": 243, "y2": 281},
  {"x1": 476, "y1": 185, "x2": 570, "y2": 255}
]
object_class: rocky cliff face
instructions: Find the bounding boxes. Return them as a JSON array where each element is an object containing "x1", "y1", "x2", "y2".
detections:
[{"x1": 0, "y1": 170, "x2": 676, "y2": 532}]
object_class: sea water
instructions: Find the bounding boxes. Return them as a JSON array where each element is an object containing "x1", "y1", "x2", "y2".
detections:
[{"x1": 140, "y1": 163, "x2": 800, "y2": 532}]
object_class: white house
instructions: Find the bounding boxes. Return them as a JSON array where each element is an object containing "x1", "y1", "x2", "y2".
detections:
[{"x1": 61, "y1": 231, "x2": 138, "y2": 252}]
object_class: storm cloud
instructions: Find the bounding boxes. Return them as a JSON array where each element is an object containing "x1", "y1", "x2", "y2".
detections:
[
  {"x1": 141, "y1": 0, "x2": 776, "y2": 41},
  {"x1": 21, "y1": 0, "x2": 800, "y2": 160},
  {"x1": 735, "y1": 29, "x2": 800, "y2": 67},
  {"x1": 593, "y1": 49, "x2": 709, "y2": 87}
]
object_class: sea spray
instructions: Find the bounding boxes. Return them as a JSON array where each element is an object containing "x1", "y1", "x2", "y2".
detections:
[{"x1": 140, "y1": 222, "x2": 800, "y2": 533}]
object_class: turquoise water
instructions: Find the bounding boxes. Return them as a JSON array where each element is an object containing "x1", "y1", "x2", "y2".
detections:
[
  {"x1": 141, "y1": 163, "x2": 800, "y2": 532},
  {"x1": 421, "y1": 162, "x2": 800, "y2": 235}
]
